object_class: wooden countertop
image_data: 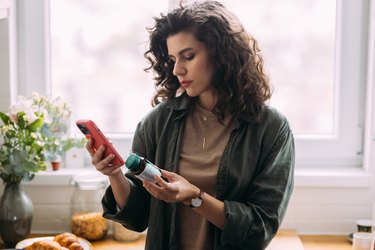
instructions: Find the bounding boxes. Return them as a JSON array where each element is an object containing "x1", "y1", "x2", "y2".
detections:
[
  {"x1": 0, "y1": 234, "x2": 146, "y2": 250},
  {"x1": 91, "y1": 231, "x2": 353, "y2": 250},
  {"x1": 93, "y1": 230, "x2": 305, "y2": 250},
  {"x1": 300, "y1": 235, "x2": 352, "y2": 250},
  {"x1": 91, "y1": 234, "x2": 145, "y2": 250},
  {"x1": 0, "y1": 230, "x2": 353, "y2": 250}
]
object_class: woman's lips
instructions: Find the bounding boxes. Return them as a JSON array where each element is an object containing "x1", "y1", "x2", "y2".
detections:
[{"x1": 180, "y1": 80, "x2": 193, "y2": 88}]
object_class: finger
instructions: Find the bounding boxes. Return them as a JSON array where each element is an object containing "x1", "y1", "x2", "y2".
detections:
[
  {"x1": 92, "y1": 145, "x2": 106, "y2": 163},
  {"x1": 86, "y1": 139, "x2": 95, "y2": 155},
  {"x1": 144, "y1": 180, "x2": 179, "y2": 203},
  {"x1": 160, "y1": 169, "x2": 176, "y2": 178},
  {"x1": 97, "y1": 154, "x2": 115, "y2": 169},
  {"x1": 100, "y1": 164, "x2": 121, "y2": 176},
  {"x1": 154, "y1": 174, "x2": 168, "y2": 189},
  {"x1": 103, "y1": 154, "x2": 115, "y2": 165},
  {"x1": 143, "y1": 181, "x2": 161, "y2": 197}
]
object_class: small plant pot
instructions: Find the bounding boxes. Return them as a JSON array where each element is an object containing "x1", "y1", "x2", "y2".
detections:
[{"x1": 51, "y1": 161, "x2": 62, "y2": 171}]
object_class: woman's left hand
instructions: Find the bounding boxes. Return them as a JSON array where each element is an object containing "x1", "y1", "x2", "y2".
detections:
[{"x1": 142, "y1": 169, "x2": 199, "y2": 205}]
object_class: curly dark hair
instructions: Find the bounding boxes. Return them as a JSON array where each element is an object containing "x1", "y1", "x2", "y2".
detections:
[{"x1": 144, "y1": 1, "x2": 272, "y2": 121}]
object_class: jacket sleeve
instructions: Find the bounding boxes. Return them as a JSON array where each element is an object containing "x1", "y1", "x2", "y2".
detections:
[
  {"x1": 102, "y1": 174, "x2": 150, "y2": 232},
  {"x1": 221, "y1": 120, "x2": 295, "y2": 249},
  {"x1": 101, "y1": 120, "x2": 151, "y2": 232}
]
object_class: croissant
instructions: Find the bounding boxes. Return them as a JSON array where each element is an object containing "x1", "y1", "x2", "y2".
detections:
[
  {"x1": 54, "y1": 232, "x2": 84, "y2": 250},
  {"x1": 24, "y1": 240, "x2": 69, "y2": 250}
]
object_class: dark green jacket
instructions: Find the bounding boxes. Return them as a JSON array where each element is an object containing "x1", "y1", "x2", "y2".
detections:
[{"x1": 102, "y1": 94, "x2": 295, "y2": 250}]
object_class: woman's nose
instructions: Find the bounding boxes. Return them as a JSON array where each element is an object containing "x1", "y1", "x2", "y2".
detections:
[{"x1": 173, "y1": 62, "x2": 186, "y2": 76}]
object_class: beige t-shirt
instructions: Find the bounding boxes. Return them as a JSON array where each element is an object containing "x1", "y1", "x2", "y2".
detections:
[{"x1": 177, "y1": 103, "x2": 236, "y2": 250}]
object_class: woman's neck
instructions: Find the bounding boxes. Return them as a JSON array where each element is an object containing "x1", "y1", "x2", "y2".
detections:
[{"x1": 197, "y1": 93, "x2": 217, "y2": 111}]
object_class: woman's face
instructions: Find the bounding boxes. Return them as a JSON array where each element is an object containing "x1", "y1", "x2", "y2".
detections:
[{"x1": 167, "y1": 31, "x2": 216, "y2": 109}]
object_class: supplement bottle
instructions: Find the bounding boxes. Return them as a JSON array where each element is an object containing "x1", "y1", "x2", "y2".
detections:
[{"x1": 125, "y1": 153, "x2": 161, "y2": 183}]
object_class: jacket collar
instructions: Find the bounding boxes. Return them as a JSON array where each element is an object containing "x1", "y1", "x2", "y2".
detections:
[{"x1": 166, "y1": 92, "x2": 191, "y2": 111}]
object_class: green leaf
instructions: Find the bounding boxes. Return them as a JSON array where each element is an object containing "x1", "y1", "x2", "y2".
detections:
[
  {"x1": 0, "y1": 112, "x2": 10, "y2": 124},
  {"x1": 62, "y1": 140, "x2": 73, "y2": 152},
  {"x1": 23, "y1": 172, "x2": 35, "y2": 182},
  {"x1": 60, "y1": 138, "x2": 86, "y2": 152},
  {"x1": 13, "y1": 165, "x2": 25, "y2": 175},
  {"x1": 28, "y1": 116, "x2": 44, "y2": 131},
  {"x1": 9, "y1": 150, "x2": 23, "y2": 166},
  {"x1": 17, "y1": 112, "x2": 26, "y2": 128},
  {"x1": 23, "y1": 161, "x2": 38, "y2": 172},
  {"x1": 39, "y1": 161, "x2": 46, "y2": 172}
]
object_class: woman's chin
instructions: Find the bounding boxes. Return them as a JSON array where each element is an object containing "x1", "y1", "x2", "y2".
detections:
[{"x1": 184, "y1": 89, "x2": 199, "y2": 97}]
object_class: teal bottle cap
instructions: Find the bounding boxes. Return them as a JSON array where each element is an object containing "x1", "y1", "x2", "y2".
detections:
[{"x1": 125, "y1": 154, "x2": 141, "y2": 171}]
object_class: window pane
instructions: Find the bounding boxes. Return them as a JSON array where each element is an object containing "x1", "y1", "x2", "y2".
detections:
[
  {"x1": 50, "y1": 1, "x2": 169, "y2": 133},
  {"x1": 51, "y1": 0, "x2": 336, "y2": 135},
  {"x1": 220, "y1": 0, "x2": 336, "y2": 135}
]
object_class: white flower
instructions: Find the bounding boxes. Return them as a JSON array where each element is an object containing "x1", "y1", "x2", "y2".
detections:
[
  {"x1": 0, "y1": 124, "x2": 14, "y2": 133},
  {"x1": 32, "y1": 92, "x2": 44, "y2": 102},
  {"x1": 36, "y1": 140, "x2": 45, "y2": 147},
  {"x1": 42, "y1": 109, "x2": 51, "y2": 124},
  {"x1": 1, "y1": 126, "x2": 8, "y2": 133},
  {"x1": 9, "y1": 96, "x2": 39, "y2": 125}
]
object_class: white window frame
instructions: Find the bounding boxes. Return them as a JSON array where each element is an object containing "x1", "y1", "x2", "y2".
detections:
[
  {"x1": 294, "y1": 0, "x2": 368, "y2": 169},
  {"x1": 10, "y1": 0, "x2": 375, "y2": 187}
]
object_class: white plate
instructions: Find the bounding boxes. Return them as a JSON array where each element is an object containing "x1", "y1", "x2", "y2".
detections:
[{"x1": 15, "y1": 236, "x2": 92, "y2": 249}]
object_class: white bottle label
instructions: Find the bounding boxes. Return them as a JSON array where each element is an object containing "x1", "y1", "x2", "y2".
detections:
[{"x1": 137, "y1": 162, "x2": 161, "y2": 183}]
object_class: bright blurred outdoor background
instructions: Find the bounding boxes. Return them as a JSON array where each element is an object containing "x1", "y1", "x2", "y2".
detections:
[{"x1": 50, "y1": 0, "x2": 335, "y2": 135}]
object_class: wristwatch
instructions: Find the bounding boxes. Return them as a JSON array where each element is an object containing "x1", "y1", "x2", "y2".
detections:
[{"x1": 189, "y1": 189, "x2": 204, "y2": 208}]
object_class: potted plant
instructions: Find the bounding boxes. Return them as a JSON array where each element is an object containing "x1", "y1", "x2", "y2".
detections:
[
  {"x1": 0, "y1": 95, "x2": 46, "y2": 183},
  {"x1": 0, "y1": 95, "x2": 46, "y2": 245},
  {"x1": 32, "y1": 93, "x2": 85, "y2": 170},
  {"x1": 0, "y1": 93, "x2": 86, "y2": 245}
]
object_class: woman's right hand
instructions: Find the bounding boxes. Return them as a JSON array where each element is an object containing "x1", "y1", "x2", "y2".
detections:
[{"x1": 86, "y1": 138, "x2": 123, "y2": 177}]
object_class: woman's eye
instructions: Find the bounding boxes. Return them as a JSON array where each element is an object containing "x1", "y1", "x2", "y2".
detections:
[
  {"x1": 185, "y1": 54, "x2": 195, "y2": 61},
  {"x1": 168, "y1": 58, "x2": 175, "y2": 64}
]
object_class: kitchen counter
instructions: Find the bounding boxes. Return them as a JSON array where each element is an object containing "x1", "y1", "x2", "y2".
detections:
[
  {"x1": 91, "y1": 232, "x2": 353, "y2": 250},
  {"x1": 91, "y1": 234, "x2": 145, "y2": 250},
  {"x1": 0, "y1": 234, "x2": 146, "y2": 250},
  {"x1": 0, "y1": 230, "x2": 353, "y2": 249}
]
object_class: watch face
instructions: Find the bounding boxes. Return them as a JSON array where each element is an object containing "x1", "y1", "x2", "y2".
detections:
[{"x1": 191, "y1": 197, "x2": 203, "y2": 207}]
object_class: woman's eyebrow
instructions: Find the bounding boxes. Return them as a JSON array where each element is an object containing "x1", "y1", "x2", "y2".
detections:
[{"x1": 169, "y1": 47, "x2": 194, "y2": 58}]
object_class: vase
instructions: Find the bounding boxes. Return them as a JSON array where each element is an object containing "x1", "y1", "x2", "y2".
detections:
[{"x1": 0, "y1": 182, "x2": 33, "y2": 247}]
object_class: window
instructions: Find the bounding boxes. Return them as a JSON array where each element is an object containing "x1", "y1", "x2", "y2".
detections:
[
  {"x1": 219, "y1": 0, "x2": 336, "y2": 135},
  {"x1": 50, "y1": 1, "x2": 169, "y2": 133},
  {"x1": 216, "y1": 0, "x2": 367, "y2": 167},
  {"x1": 17, "y1": 0, "x2": 371, "y2": 169}
]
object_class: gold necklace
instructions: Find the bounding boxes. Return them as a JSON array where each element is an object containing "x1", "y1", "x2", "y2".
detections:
[{"x1": 200, "y1": 114, "x2": 208, "y2": 149}]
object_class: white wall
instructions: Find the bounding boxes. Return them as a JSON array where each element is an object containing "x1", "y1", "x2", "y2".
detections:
[{"x1": 0, "y1": 1, "x2": 11, "y2": 111}]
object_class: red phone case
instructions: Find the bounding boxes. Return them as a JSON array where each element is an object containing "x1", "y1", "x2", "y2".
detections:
[{"x1": 76, "y1": 119, "x2": 125, "y2": 167}]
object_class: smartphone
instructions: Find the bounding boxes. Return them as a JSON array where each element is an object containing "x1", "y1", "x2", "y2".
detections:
[{"x1": 76, "y1": 119, "x2": 125, "y2": 167}]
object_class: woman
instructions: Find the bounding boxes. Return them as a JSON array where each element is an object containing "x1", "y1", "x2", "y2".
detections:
[{"x1": 87, "y1": 1, "x2": 295, "y2": 249}]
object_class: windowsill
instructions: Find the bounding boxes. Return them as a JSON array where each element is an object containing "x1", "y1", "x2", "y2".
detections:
[
  {"x1": 294, "y1": 167, "x2": 373, "y2": 188},
  {"x1": 22, "y1": 168, "x2": 99, "y2": 186},
  {"x1": 22, "y1": 166, "x2": 374, "y2": 188}
]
